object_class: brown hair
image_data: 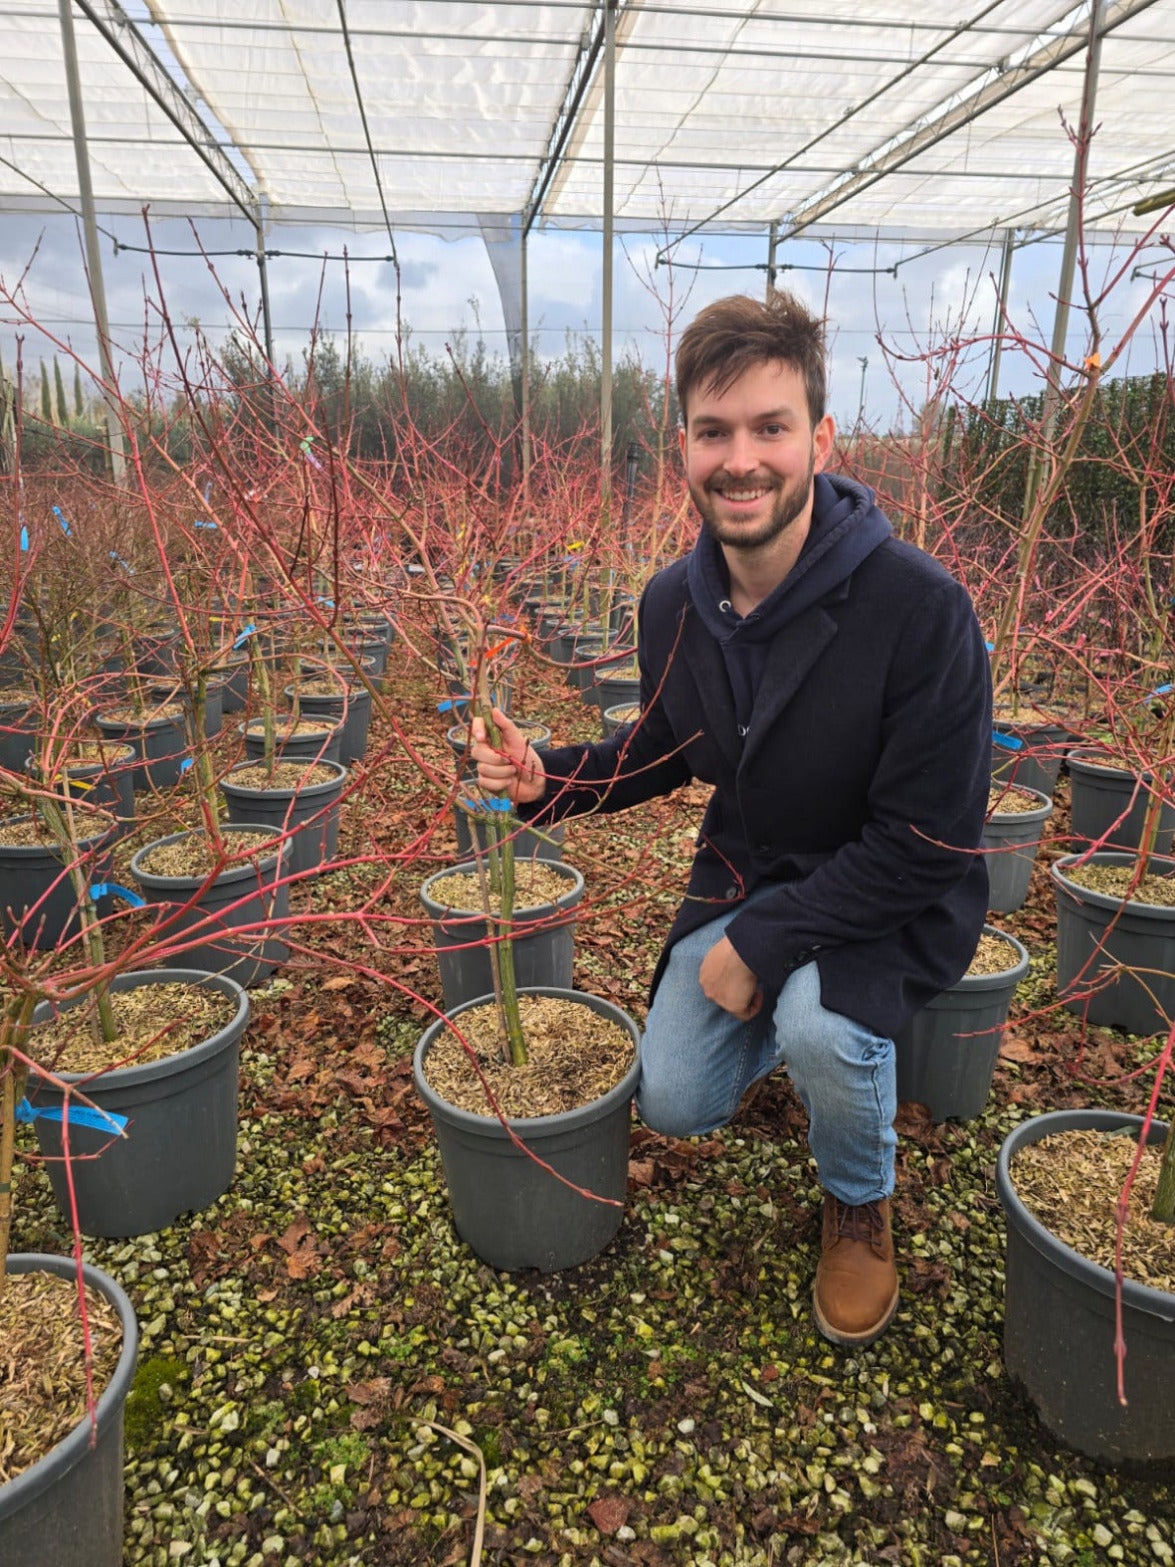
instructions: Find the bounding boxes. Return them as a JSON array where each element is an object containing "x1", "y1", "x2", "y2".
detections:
[{"x1": 675, "y1": 291, "x2": 827, "y2": 426}]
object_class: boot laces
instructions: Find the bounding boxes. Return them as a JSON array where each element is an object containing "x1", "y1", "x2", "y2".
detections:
[{"x1": 830, "y1": 1199, "x2": 887, "y2": 1254}]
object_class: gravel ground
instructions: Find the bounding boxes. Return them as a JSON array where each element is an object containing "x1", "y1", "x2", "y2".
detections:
[{"x1": 9, "y1": 655, "x2": 1175, "y2": 1566}]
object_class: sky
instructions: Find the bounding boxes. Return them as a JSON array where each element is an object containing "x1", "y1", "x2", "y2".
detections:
[{"x1": 1, "y1": 205, "x2": 1172, "y2": 436}]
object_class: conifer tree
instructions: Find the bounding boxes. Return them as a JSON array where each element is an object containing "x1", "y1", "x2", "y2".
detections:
[{"x1": 53, "y1": 358, "x2": 68, "y2": 426}]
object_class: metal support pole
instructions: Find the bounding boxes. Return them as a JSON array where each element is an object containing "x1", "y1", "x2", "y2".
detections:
[
  {"x1": 255, "y1": 193, "x2": 275, "y2": 369},
  {"x1": 986, "y1": 228, "x2": 1015, "y2": 405},
  {"x1": 765, "y1": 221, "x2": 779, "y2": 299},
  {"x1": 58, "y1": 0, "x2": 125, "y2": 483},
  {"x1": 600, "y1": 0, "x2": 616, "y2": 506},
  {"x1": 521, "y1": 225, "x2": 531, "y2": 492},
  {"x1": 1023, "y1": 0, "x2": 1107, "y2": 518},
  {"x1": 1043, "y1": 3, "x2": 1106, "y2": 433}
]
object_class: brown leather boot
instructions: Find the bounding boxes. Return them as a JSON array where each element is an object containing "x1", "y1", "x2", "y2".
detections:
[{"x1": 812, "y1": 1194, "x2": 899, "y2": 1347}]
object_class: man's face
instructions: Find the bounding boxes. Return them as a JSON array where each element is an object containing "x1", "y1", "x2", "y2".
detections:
[{"x1": 679, "y1": 359, "x2": 834, "y2": 551}]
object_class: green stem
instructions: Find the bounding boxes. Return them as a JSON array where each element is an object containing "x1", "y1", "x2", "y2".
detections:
[
  {"x1": 480, "y1": 704, "x2": 525, "y2": 1066},
  {"x1": 1152, "y1": 1119, "x2": 1175, "y2": 1224},
  {"x1": 1, "y1": 995, "x2": 36, "y2": 1291}
]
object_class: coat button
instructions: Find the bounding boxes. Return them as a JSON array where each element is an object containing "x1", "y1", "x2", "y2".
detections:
[{"x1": 724, "y1": 885, "x2": 738, "y2": 900}]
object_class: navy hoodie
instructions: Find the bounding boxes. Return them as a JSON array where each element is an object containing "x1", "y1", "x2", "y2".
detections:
[{"x1": 686, "y1": 472, "x2": 892, "y2": 735}]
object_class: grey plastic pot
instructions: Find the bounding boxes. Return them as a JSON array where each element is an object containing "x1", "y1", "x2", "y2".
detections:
[
  {"x1": 27, "y1": 968, "x2": 248, "y2": 1236},
  {"x1": 148, "y1": 677, "x2": 226, "y2": 739},
  {"x1": 893, "y1": 925, "x2": 1028, "y2": 1121},
  {"x1": 26, "y1": 743, "x2": 136, "y2": 836},
  {"x1": 0, "y1": 1254, "x2": 138, "y2": 1566},
  {"x1": 0, "y1": 813, "x2": 115, "y2": 950},
  {"x1": 1052, "y1": 851, "x2": 1175, "y2": 1037},
  {"x1": 983, "y1": 785, "x2": 1054, "y2": 913},
  {"x1": 413, "y1": 986, "x2": 640, "y2": 1271},
  {"x1": 453, "y1": 799, "x2": 565, "y2": 865},
  {"x1": 0, "y1": 694, "x2": 35, "y2": 773},
  {"x1": 602, "y1": 702, "x2": 641, "y2": 740},
  {"x1": 593, "y1": 667, "x2": 640, "y2": 714},
  {"x1": 94, "y1": 706, "x2": 190, "y2": 792},
  {"x1": 241, "y1": 717, "x2": 343, "y2": 766},
  {"x1": 990, "y1": 718, "x2": 1070, "y2": 797},
  {"x1": 221, "y1": 759, "x2": 347, "y2": 879},
  {"x1": 129, "y1": 826, "x2": 291, "y2": 986},
  {"x1": 214, "y1": 654, "x2": 250, "y2": 713},
  {"x1": 1068, "y1": 752, "x2": 1175, "y2": 857},
  {"x1": 283, "y1": 680, "x2": 372, "y2": 763},
  {"x1": 420, "y1": 861, "x2": 584, "y2": 1010},
  {"x1": 996, "y1": 1109, "x2": 1175, "y2": 1463}
]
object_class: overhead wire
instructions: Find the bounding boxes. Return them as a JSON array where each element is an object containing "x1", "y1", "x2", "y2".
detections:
[{"x1": 334, "y1": 0, "x2": 398, "y2": 273}]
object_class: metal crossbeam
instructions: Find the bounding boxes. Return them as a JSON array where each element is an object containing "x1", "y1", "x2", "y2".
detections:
[{"x1": 70, "y1": 0, "x2": 258, "y2": 222}]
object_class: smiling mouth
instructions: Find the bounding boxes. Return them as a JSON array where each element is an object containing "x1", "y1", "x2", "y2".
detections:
[{"x1": 711, "y1": 485, "x2": 775, "y2": 503}]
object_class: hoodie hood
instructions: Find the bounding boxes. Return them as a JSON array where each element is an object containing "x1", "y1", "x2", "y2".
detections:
[
  {"x1": 685, "y1": 472, "x2": 893, "y2": 738},
  {"x1": 686, "y1": 471, "x2": 892, "y2": 645}
]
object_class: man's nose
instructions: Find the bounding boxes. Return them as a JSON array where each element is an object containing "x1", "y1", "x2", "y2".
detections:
[{"x1": 722, "y1": 431, "x2": 758, "y2": 475}]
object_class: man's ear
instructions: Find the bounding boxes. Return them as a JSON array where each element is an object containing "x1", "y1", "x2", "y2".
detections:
[
  {"x1": 812, "y1": 414, "x2": 835, "y2": 474},
  {"x1": 677, "y1": 423, "x2": 687, "y2": 460}
]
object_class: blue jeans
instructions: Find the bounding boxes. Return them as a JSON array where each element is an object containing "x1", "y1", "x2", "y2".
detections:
[{"x1": 638, "y1": 891, "x2": 897, "y2": 1206}]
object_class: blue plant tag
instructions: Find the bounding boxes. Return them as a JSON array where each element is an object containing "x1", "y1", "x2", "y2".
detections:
[
  {"x1": 19, "y1": 524, "x2": 29, "y2": 551},
  {"x1": 52, "y1": 505, "x2": 71, "y2": 536},
  {"x1": 992, "y1": 730, "x2": 1024, "y2": 751},
  {"x1": 89, "y1": 882, "x2": 146, "y2": 907},
  {"x1": 233, "y1": 623, "x2": 257, "y2": 649},
  {"x1": 16, "y1": 1098, "x2": 128, "y2": 1135}
]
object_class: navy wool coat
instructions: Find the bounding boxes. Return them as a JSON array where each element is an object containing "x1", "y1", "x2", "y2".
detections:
[{"x1": 524, "y1": 530, "x2": 992, "y2": 1039}]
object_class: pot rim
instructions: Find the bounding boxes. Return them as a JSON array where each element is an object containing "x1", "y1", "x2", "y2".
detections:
[
  {"x1": 0, "y1": 811, "x2": 116, "y2": 853},
  {"x1": 129, "y1": 825, "x2": 290, "y2": 890},
  {"x1": 1068, "y1": 750, "x2": 1170, "y2": 783},
  {"x1": 985, "y1": 783, "x2": 1054, "y2": 821},
  {"x1": 94, "y1": 707, "x2": 185, "y2": 734},
  {"x1": 1051, "y1": 851, "x2": 1175, "y2": 915},
  {"x1": 28, "y1": 967, "x2": 249, "y2": 1089},
  {"x1": 221, "y1": 758, "x2": 348, "y2": 798},
  {"x1": 959, "y1": 923, "x2": 1031, "y2": 986},
  {"x1": 413, "y1": 984, "x2": 640, "y2": 1132},
  {"x1": 0, "y1": 1254, "x2": 139, "y2": 1522},
  {"x1": 995, "y1": 1108, "x2": 1175, "y2": 1320},
  {"x1": 421, "y1": 860, "x2": 584, "y2": 922}
]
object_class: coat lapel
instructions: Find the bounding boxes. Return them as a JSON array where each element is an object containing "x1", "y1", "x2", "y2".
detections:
[
  {"x1": 678, "y1": 605, "x2": 742, "y2": 771},
  {"x1": 739, "y1": 606, "x2": 839, "y2": 774}
]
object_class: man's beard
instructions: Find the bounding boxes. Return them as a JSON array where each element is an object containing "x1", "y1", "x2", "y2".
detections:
[{"x1": 692, "y1": 448, "x2": 815, "y2": 551}]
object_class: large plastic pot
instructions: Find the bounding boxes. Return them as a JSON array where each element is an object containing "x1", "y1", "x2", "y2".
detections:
[
  {"x1": 0, "y1": 813, "x2": 115, "y2": 950},
  {"x1": 0, "y1": 1254, "x2": 138, "y2": 1566},
  {"x1": 413, "y1": 986, "x2": 640, "y2": 1271},
  {"x1": 220, "y1": 759, "x2": 347, "y2": 879},
  {"x1": 129, "y1": 826, "x2": 292, "y2": 986},
  {"x1": 94, "y1": 706, "x2": 190, "y2": 792},
  {"x1": 996, "y1": 1109, "x2": 1175, "y2": 1462},
  {"x1": 983, "y1": 785, "x2": 1054, "y2": 913},
  {"x1": 420, "y1": 860, "x2": 584, "y2": 1010},
  {"x1": 990, "y1": 718, "x2": 1071, "y2": 797},
  {"x1": 893, "y1": 925, "x2": 1028, "y2": 1121},
  {"x1": 0, "y1": 693, "x2": 35, "y2": 774},
  {"x1": 1052, "y1": 851, "x2": 1175, "y2": 1037},
  {"x1": 27, "y1": 968, "x2": 249, "y2": 1236},
  {"x1": 241, "y1": 717, "x2": 343, "y2": 767},
  {"x1": 283, "y1": 680, "x2": 372, "y2": 763},
  {"x1": 1068, "y1": 752, "x2": 1175, "y2": 857}
]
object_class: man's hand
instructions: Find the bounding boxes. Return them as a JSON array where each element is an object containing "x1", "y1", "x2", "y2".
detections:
[
  {"x1": 699, "y1": 935, "x2": 763, "y2": 1021},
  {"x1": 470, "y1": 708, "x2": 547, "y2": 806}
]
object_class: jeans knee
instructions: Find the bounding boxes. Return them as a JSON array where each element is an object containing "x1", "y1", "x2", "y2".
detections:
[{"x1": 635, "y1": 1072, "x2": 718, "y2": 1139}]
